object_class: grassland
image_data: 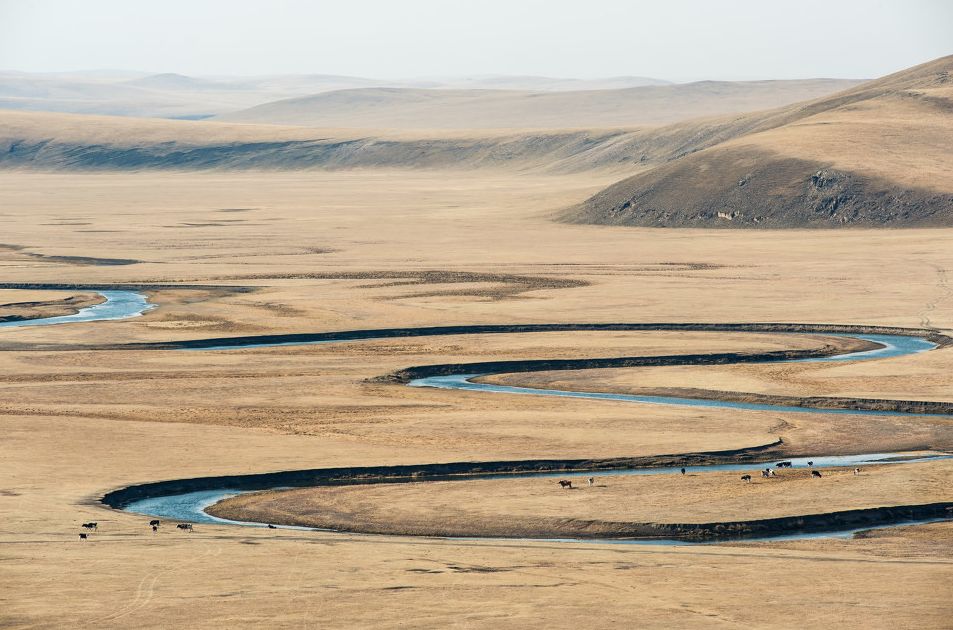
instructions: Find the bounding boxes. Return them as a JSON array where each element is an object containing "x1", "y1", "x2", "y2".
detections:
[
  {"x1": 0, "y1": 167, "x2": 951, "y2": 628},
  {"x1": 208, "y1": 459, "x2": 953, "y2": 538}
]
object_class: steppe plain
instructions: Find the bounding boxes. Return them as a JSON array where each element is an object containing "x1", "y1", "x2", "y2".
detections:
[{"x1": 1, "y1": 167, "x2": 952, "y2": 628}]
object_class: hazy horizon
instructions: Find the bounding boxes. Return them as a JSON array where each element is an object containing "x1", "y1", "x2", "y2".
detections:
[
  {"x1": 2, "y1": 0, "x2": 951, "y2": 83},
  {"x1": 0, "y1": 68, "x2": 875, "y2": 85}
]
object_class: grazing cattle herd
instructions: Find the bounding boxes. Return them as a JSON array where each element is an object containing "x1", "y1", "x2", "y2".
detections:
[
  {"x1": 77, "y1": 462, "x2": 866, "y2": 541},
  {"x1": 554, "y1": 460, "x2": 859, "y2": 495},
  {"x1": 77, "y1": 518, "x2": 200, "y2": 540},
  {"x1": 734, "y1": 460, "x2": 857, "y2": 483}
]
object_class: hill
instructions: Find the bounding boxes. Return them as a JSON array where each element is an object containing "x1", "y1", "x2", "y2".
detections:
[
  {"x1": 0, "y1": 71, "x2": 674, "y2": 120},
  {"x1": 0, "y1": 110, "x2": 646, "y2": 172},
  {"x1": 0, "y1": 104, "x2": 850, "y2": 175},
  {"x1": 217, "y1": 79, "x2": 864, "y2": 129},
  {"x1": 565, "y1": 55, "x2": 953, "y2": 228},
  {"x1": 434, "y1": 75, "x2": 670, "y2": 91}
]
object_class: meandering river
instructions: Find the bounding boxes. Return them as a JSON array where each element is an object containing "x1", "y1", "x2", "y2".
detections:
[{"x1": 6, "y1": 289, "x2": 948, "y2": 542}]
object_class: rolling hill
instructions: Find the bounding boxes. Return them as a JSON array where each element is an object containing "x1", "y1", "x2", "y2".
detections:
[
  {"x1": 565, "y1": 55, "x2": 953, "y2": 228},
  {"x1": 216, "y1": 79, "x2": 864, "y2": 129},
  {"x1": 0, "y1": 71, "x2": 675, "y2": 120}
]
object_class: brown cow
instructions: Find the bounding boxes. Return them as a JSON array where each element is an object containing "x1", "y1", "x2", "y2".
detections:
[{"x1": 558, "y1": 480, "x2": 573, "y2": 489}]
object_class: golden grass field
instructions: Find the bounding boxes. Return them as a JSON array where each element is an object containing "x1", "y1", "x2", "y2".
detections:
[{"x1": 0, "y1": 167, "x2": 951, "y2": 628}]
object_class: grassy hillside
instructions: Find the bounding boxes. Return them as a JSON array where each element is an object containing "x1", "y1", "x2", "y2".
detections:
[
  {"x1": 565, "y1": 55, "x2": 953, "y2": 228},
  {"x1": 1, "y1": 106, "x2": 851, "y2": 175},
  {"x1": 0, "y1": 110, "x2": 644, "y2": 172}
]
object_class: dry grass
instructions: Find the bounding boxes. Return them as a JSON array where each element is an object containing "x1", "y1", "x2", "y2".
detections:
[{"x1": 0, "y1": 169, "x2": 952, "y2": 627}]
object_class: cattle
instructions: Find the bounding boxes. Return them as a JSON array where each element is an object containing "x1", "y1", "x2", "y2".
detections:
[
  {"x1": 558, "y1": 480, "x2": 573, "y2": 489},
  {"x1": 741, "y1": 474, "x2": 752, "y2": 482},
  {"x1": 267, "y1": 524, "x2": 277, "y2": 529},
  {"x1": 176, "y1": 523, "x2": 193, "y2": 531},
  {"x1": 81, "y1": 522, "x2": 97, "y2": 530},
  {"x1": 79, "y1": 533, "x2": 88, "y2": 540},
  {"x1": 587, "y1": 477, "x2": 595, "y2": 487},
  {"x1": 776, "y1": 461, "x2": 792, "y2": 468},
  {"x1": 152, "y1": 525, "x2": 158, "y2": 533},
  {"x1": 812, "y1": 470, "x2": 822, "y2": 478},
  {"x1": 769, "y1": 469, "x2": 777, "y2": 477},
  {"x1": 680, "y1": 468, "x2": 686, "y2": 475},
  {"x1": 761, "y1": 469, "x2": 770, "y2": 478},
  {"x1": 854, "y1": 468, "x2": 861, "y2": 475},
  {"x1": 149, "y1": 519, "x2": 160, "y2": 527},
  {"x1": 807, "y1": 461, "x2": 814, "y2": 467}
]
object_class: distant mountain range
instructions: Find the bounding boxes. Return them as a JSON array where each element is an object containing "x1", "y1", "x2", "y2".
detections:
[
  {"x1": 217, "y1": 80, "x2": 864, "y2": 129},
  {"x1": 0, "y1": 70, "x2": 858, "y2": 126},
  {"x1": 0, "y1": 70, "x2": 672, "y2": 120}
]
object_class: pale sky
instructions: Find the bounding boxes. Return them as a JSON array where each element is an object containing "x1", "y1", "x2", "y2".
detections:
[{"x1": 1, "y1": 0, "x2": 951, "y2": 82}]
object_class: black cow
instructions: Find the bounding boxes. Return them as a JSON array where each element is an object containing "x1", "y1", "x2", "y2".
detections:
[
  {"x1": 680, "y1": 468, "x2": 686, "y2": 475},
  {"x1": 149, "y1": 519, "x2": 160, "y2": 527},
  {"x1": 776, "y1": 461, "x2": 792, "y2": 468},
  {"x1": 741, "y1": 474, "x2": 752, "y2": 482},
  {"x1": 812, "y1": 470, "x2": 822, "y2": 478},
  {"x1": 79, "y1": 533, "x2": 88, "y2": 540},
  {"x1": 176, "y1": 523, "x2": 193, "y2": 531},
  {"x1": 81, "y1": 522, "x2": 97, "y2": 530},
  {"x1": 807, "y1": 461, "x2": 814, "y2": 467},
  {"x1": 267, "y1": 524, "x2": 277, "y2": 529}
]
